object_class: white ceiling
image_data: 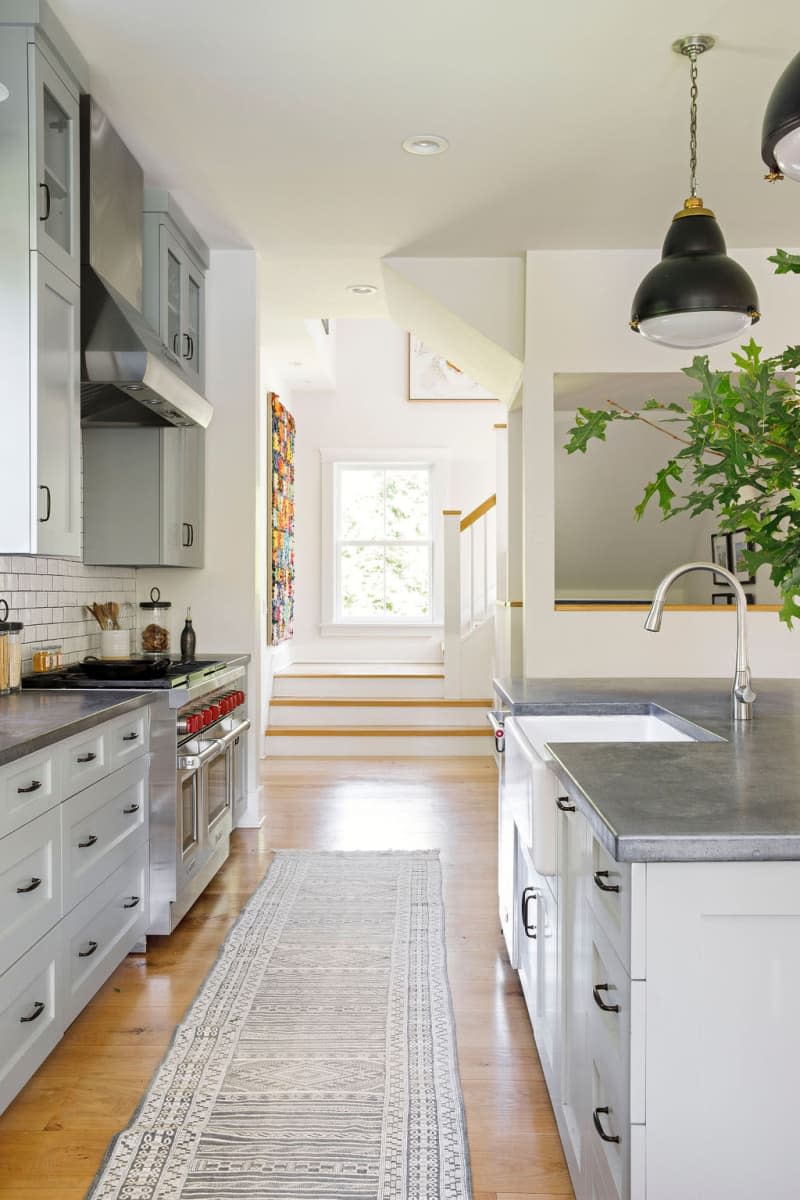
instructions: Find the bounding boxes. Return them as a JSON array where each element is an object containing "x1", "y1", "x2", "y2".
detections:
[{"x1": 51, "y1": 0, "x2": 800, "y2": 274}]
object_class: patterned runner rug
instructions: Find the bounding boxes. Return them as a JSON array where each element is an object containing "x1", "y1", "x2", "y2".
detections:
[{"x1": 87, "y1": 850, "x2": 472, "y2": 1199}]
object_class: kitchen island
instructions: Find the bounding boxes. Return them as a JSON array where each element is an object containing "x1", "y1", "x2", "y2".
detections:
[{"x1": 494, "y1": 676, "x2": 800, "y2": 1200}]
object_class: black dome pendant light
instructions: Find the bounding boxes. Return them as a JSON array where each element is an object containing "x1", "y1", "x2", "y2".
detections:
[
  {"x1": 630, "y1": 36, "x2": 760, "y2": 349},
  {"x1": 762, "y1": 50, "x2": 800, "y2": 181}
]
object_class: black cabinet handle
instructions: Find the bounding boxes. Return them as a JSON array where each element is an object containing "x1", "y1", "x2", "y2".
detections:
[
  {"x1": 38, "y1": 484, "x2": 51, "y2": 523},
  {"x1": 39, "y1": 181, "x2": 51, "y2": 221},
  {"x1": 593, "y1": 869, "x2": 621, "y2": 894},
  {"x1": 187, "y1": 523, "x2": 194, "y2": 547},
  {"x1": 183, "y1": 332, "x2": 195, "y2": 360},
  {"x1": 592, "y1": 1106, "x2": 620, "y2": 1144},
  {"x1": 123, "y1": 895, "x2": 140, "y2": 909},
  {"x1": 521, "y1": 886, "x2": 538, "y2": 938},
  {"x1": 20, "y1": 1000, "x2": 45, "y2": 1024},
  {"x1": 188, "y1": 334, "x2": 194, "y2": 360},
  {"x1": 122, "y1": 732, "x2": 139, "y2": 742},
  {"x1": 16, "y1": 877, "x2": 42, "y2": 894},
  {"x1": 78, "y1": 834, "x2": 98, "y2": 848},
  {"x1": 17, "y1": 780, "x2": 42, "y2": 795},
  {"x1": 182, "y1": 522, "x2": 191, "y2": 547},
  {"x1": 592, "y1": 983, "x2": 620, "y2": 1013},
  {"x1": 556, "y1": 796, "x2": 575, "y2": 812},
  {"x1": 123, "y1": 803, "x2": 140, "y2": 814},
  {"x1": 77, "y1": 753, "x2": 97, "y2": 764},
  {"x1": 78, "y1": 941, "x2": 98, "y2": 958},
  {"x1": 173, "y1": 332, "x2": 180, "y2": 355}
]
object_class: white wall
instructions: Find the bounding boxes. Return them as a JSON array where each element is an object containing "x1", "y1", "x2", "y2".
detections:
[
  {"x1": 288, "y1": 318, "x2": 503, "y2": 663},
  {"x1": 524, "y1": 246, "x2": 800, "y2": 679},
  {"x1": 139, "y1": 249, "x2": 264, "y2": 795}
]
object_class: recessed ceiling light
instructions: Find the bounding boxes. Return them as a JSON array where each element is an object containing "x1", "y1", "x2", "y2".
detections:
[
  {"x1": 289, "y1": 361, "x2": 303, "y2": 367},
  {"x1": 402, "y1": 134, "x2": 449, "y2": 156},
  {"x1": 346, "y1": 284, "x2": 378, "y2": 295},
  {"x1": 0, "y1": 83, "x2": 9, "y2": 103}
]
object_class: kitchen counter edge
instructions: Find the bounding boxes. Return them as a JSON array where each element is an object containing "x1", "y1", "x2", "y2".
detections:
[{"x1": 0, "y1": 691, "x2": 157, "y2": 768}]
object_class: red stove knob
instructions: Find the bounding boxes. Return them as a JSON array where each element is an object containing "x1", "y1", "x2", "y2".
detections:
[
  {"x1": 237, "y1": 690, "x2": 245, "y2": 706},
  {"x1": 222, "y1": 695, "x2": 233, "y2": 713},
  {"x1": 209, "y1": 703, "x2": 222, "y2": 721},
  {"x1": 201, "y1": 707, "x2": 213, "y2": 726},
  {"x1": 188, "y1": 713, "x2": 202, "y2": 734}
]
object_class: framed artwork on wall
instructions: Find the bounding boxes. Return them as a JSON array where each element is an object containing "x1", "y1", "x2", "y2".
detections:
[
  {"x1": 710, "y1": 532, "x2": 731, "y2": 585},
  {"x1": 729, "y1": 528, "x2": 756, "y2": 585},
  {"x1": 270, "y1": 393, "x2": 296, "y2": 644},
  {"x1": 407, "y1": 333, "x2": 496, "y2": 402}
]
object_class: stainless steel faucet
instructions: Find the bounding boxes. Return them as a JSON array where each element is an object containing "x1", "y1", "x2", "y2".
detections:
[{"x1": 644, "y1": 561, "x2": 756, "y2": 721}]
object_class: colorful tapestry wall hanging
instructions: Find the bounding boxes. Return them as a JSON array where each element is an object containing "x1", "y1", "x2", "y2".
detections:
[{"x1": 270, "y1": 393, "x2": 295, "y2": 643}]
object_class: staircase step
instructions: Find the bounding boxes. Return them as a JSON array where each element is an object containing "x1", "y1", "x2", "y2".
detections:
[
  {"x1": 269, "y1": 698, "x2": 492, "y2": 728},
  {"x1": 273, "y1": 674, "x2": 446, "y2": 699},
  {"x1": 265, "y1": 724, "x2": 493, "y2": 757}
]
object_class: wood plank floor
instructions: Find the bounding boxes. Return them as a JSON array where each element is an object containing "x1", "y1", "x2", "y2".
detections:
[{"x1": 0, "y1": 757, "x2": 573, "y2": 1200}]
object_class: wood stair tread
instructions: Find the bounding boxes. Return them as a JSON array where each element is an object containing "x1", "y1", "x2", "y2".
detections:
[
  {"x1": 271, "y1": 697, "x2": 491, "y2": 707},
  {"x1": 265, "y1": 725, "x2": 493, "y2": 737}
]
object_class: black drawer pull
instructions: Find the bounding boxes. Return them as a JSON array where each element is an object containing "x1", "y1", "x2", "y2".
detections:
[
  {"x1": 123, "y1": 803, "x2": 140, "y2": 815},
  {"x1": 593, "y1": 869, "x2": 621, "y2": 894},
  {"x1": 592, "y1": 983, "x2": 620, "y2": 1013},
  {"x1": 20, "y1": 1001, "x2": 45, "y2": 1024},
  {"x1": 556, "y1": 796, "x2": 576, "y2": 812},
  {"x1": 16, "y1": 877, "x2": 42, "y2": 894},
  {"x1": 123, "y1": 896, "x2": 140, "y2": 909},
  {"x1": 521, "y1": 885, "x2": 538, "y2": 938},
  {"x1": 122, "y1": 732, "x2": 139, "y2": 742},
  {"x1": 17, "y1": 780, "x2": 42, "y2": 795},
  {"x1": 77, "y1": 752, "x2": 97, "y2": 764},
  {"x1": 39, "y1": 182, "x2": 51, "y2": 220},
  {"x1": 78, "y1": 834, "x2": 98, "y2": 849},
  {"x1": 78, "y1": 941, "x2": 98, "y2": 958},
  {"x1": 592, "y1": 1106, "x2": 620, "y2": 1144}
]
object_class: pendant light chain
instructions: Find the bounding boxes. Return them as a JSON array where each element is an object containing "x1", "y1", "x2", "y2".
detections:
[{"x1": 688, "y1": 49, "x2": 699, "y2": 198}]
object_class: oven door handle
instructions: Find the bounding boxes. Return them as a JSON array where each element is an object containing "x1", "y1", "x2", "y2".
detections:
[
  {"x1": 217, "y1": 718, "x2": 251, "y2": 748},
  {"x1": 177, "y1": 740, "x2": 225, "y2": 770}
]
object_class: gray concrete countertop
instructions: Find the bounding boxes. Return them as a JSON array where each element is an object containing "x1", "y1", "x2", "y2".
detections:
[
  {"x1": 0, "y1": 691, "x2": 156, "y2": 768},
  {"x1": 493, "y1": 676, "x2": 800, "y2": 863}
]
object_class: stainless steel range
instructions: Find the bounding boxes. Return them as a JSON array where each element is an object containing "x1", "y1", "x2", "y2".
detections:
[{"x1": 24, "y1": 655, "x2": 250, "y2": 933}]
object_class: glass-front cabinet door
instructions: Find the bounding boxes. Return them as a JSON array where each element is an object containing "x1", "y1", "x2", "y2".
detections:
[
  {"x1": 28, "y1": 46, "x2": 80, "y2": 284},
  {"x1": 161, "y1": 231, "x2": 184, "y2": 363},
  {"x1": 183, "y1": 264, "x2": 205, "y2": 392}
]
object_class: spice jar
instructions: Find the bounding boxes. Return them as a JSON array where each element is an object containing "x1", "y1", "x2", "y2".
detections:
[
  {"x1": 0, "y1": 600, "x2": 23, "y2": 695},
  {"x1": 139, "y1": 586, "x2": 172, "y2": 657}
]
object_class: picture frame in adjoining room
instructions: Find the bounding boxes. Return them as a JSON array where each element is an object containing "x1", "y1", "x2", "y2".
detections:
[
  {"x1": 712, "y1": 592, "x2": 733, "y2": 606},
  {"x1": 407, "y1": 333, "x2": 497, "y2": 402},
  {"x1": 711, "y1": 532, "x2": 731, "y2": 585},
  {"x1": 729, "y1": 528, "x2": 756, "y2": 585}
]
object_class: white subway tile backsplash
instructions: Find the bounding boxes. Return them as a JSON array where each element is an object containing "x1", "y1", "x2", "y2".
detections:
[{"x1": 0, "y1": 556, "x2": 136, "y2": 672}]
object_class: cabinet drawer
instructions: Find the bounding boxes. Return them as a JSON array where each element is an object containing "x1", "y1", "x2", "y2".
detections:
[
  {"x1": 62, "y1": 841, "x2": 148, "y2": 1027},
  {"x1": 0, "y1": 807, "x2": 62, "y2": 976},
  {"x1": 589, "y1": 917, "x2": 631, "y2": 1099},
  {"x1": 588, "y1": 836, "x2": 645, "y2": 978},
  {"x1": 62, "y1": 726, "x2": 109, "y2": 796},
  {"x1": 589, "y1": 1043, "x2": 630, "y2": 1200},
  {"x1": 61, "y1": 757, "x2": 148, "y2": 912},
  {"x1": 0, "y1": 925, "x2": 63, "y2": 1117},
  {"x1": 0, "y1": 746, "x2": 61, "y2": 838},
  {"x1": 107, "y1": 708, "x2": 150, "y2": 771}
]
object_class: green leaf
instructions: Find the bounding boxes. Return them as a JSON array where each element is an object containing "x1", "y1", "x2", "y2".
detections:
[
  {"x1": 563, "y1": 407, "x2": 625, "y2": 455},
  {"x1": 768, "y1": 249, "x2": 800, "y2": 275}
]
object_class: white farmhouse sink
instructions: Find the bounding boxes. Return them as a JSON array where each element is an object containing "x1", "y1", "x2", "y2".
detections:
[
  {"x1": 516, "y1": 712, "x2": 699, "y2": 762},
  {"x1": 510, "y1": 711, "x2": 714, "y2": 879}
]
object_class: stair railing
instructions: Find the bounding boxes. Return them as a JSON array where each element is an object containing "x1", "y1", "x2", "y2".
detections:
[{"x1": 443, "y1": 494, "x2": 497, "y2": 696}]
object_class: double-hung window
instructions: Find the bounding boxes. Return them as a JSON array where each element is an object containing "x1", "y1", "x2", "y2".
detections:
[{"x1": 333, "y1": 462, "x2": 433, "y2": 623}]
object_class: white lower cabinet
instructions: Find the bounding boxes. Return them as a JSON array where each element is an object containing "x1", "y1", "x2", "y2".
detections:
[
  {"x1": 0, "y1": 706, "x2": 151, "y2": 1115},
  {"x1": 502, "y1": 736, "x2": 800, "y2": 1200},
  {"x1": 0, "y1": 925, "x2": 63, "y2": 1114},
  {"x1": 62, "y1": 841, "x2": 147, "y2": 1026}
]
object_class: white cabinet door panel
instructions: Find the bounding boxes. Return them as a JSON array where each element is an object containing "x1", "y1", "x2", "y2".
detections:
[
  {"x1": 0, "y1": 807, "x2": 62, "y2": 976},
  {"x1": 0, "y1": 925, "x2": 63, "y2": 1117}
]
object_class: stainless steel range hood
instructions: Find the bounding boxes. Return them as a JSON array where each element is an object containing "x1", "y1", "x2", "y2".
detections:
[{"x1": 80, "y1": 97, "x2": 213, "y2": 429}]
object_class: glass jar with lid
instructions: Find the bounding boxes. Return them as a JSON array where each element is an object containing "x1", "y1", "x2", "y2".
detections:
[
  {"x1": 0, "y1": 600, "x2": 23, "y2": 694},
  {"x1": 139, "y1": 586, "x2": 172, "y2": 657}
]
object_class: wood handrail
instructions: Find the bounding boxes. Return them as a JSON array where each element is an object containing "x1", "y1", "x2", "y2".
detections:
[{"x1": 460, "y1": 493, "x2": 496, "y2": 532}]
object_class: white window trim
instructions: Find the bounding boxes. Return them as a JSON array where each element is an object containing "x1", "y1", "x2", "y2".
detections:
[{"x1": 320, "y1": 447, "x2": 449, "y2": 636}]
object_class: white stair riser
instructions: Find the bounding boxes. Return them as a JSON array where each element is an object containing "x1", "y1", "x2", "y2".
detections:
[
  {"x1": 273, "y1": 676, "x2": 445, "y2": 700},
  {"x1": 268, "y1": 704, "x2": 490, "y2": 729},
  {"x1": 265, "y1": 733, "x2": 492, "y2": 757}
]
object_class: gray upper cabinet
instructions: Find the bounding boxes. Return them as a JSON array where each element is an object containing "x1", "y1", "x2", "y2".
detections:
[
  {"x1": 83, "y1": 426, "x2": 205, "y2": 568},
  {"x1": 0, "y1": 21, "x2": 85, "y2": 557},
  {"x1": 28, "y1": 44, "x2": 80, "y2": 286},
  {"x1": 143, "y1": 192, "x2": 208, "y2": 396}
]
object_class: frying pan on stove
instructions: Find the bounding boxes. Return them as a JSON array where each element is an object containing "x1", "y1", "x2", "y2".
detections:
[{"x1": 81, "y1": 656, "x2": 171, "y2": 680}]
